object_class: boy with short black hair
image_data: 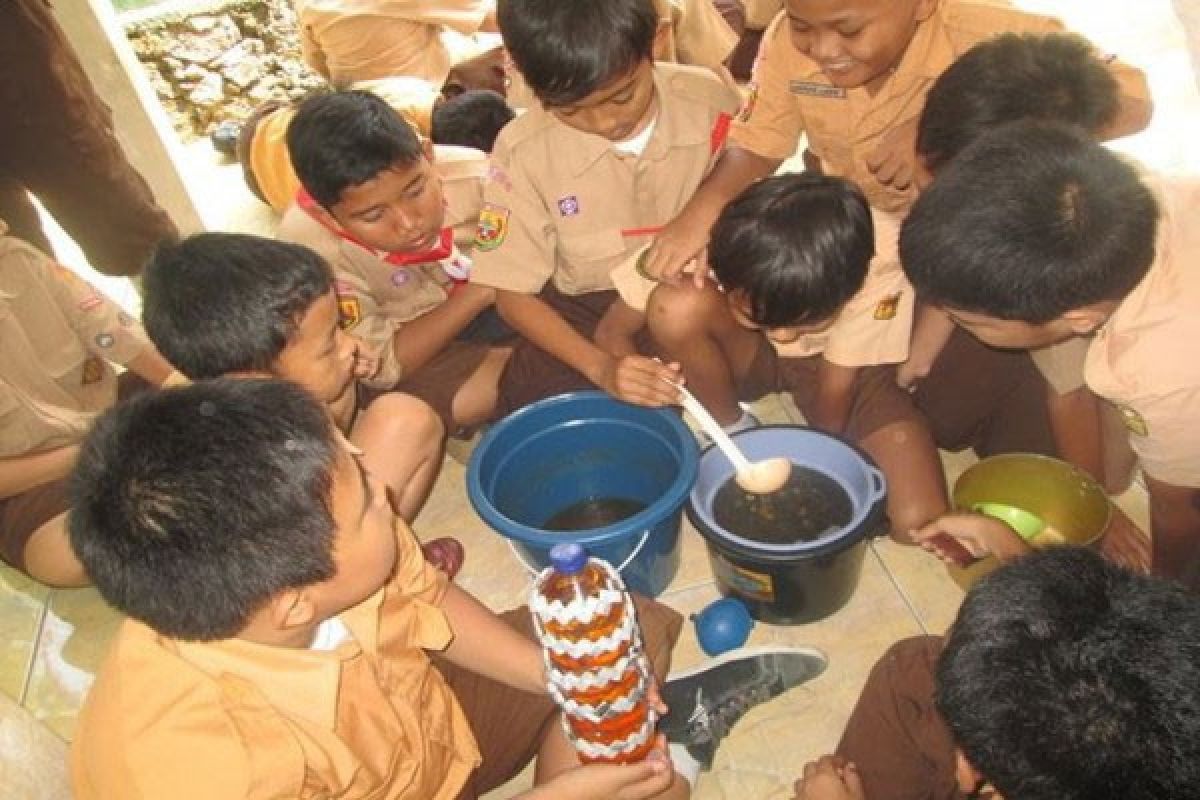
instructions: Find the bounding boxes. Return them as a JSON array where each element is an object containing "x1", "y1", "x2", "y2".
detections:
[
  {"x1": 281, "y1": 90, "x2": 512, "y2": 431},
  {"x1": 470, "y1": 0, "x2": 743, "y2": 413},
  {"x1": 142, "y1": 233, "x2": 450, "y2": 549},
  {"x1": 899, "y1": 120, "x2": 1200, "y2": 589},
  {"x1": 619, "y1": 174, "x2": 948, "y2": 538},
  {"x1": 431, "y1": 88, "x2": 515, "y2": 152},
  {"x1": 68, "y1": 379, "x2": 824, "y2": 798},
  {"x1": 795, "y1": 547, "x2": 1200, "y2": 800}
]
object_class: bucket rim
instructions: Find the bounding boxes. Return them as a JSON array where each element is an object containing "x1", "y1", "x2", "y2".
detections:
[
  {"x1": 687, "y1": 424, "x2": 888, "y2": 557},
  {"x1": 466, "y1": 391, "x2": 700, "y2": 547}
]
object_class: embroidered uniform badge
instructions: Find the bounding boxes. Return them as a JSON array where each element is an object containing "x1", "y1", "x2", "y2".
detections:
[
  {"x1": 81, "y1": 355, "x2": 104, "y2": 385},
  {"x1": 475, "y1": 203, "x2": 511, "y2": 251},
  {"x1": 873, "y1": 291, "x2": 902, "y2": 320},
  {"x1": 338, "y1": 297, "x2": 362, "y2": 329},
  {"x1": 557, "y1": 195, "x2": 580, "y2": 217},
  {"x1": 1118, "y1": 405, "x2": 1148, "y2": 436}
]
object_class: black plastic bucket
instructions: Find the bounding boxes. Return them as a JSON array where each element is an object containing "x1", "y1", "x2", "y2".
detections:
[{"x1": 686, "y1": 426, "x2": 888, "y2": 624}]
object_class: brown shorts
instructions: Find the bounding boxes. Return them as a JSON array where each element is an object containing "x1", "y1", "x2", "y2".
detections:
[
  {"x1": 836, "y1": 636, "x2": 958, "y2": 800},
  {"x1": 436, "y1": 595, "x2": 683, "y2": 800},
  {"x1": 362, "y1": 340, "x2": 492, "y2": 428},
  {"x1": 496, "y1": 287, "x2": 658, "y2": 417},
  {"x1": 744, "y1": 341, "x2": 924, "y2": 441},
  {"x1": 913, "y1": 328, "x2": 1055, "y2": 458},
  {"x1": 0, "y1": 478, "x2": 70, "y2": 572}
]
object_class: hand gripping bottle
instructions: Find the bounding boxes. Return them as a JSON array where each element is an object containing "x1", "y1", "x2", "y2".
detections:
[{"x1": 530, "y1": 543, "x2": 657, "y2": 764}]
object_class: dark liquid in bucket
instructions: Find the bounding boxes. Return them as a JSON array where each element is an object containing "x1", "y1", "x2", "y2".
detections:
[
  {"x1": 713, "y1": 467, "x2": 852, "y2": 544},
  {"x1": 543, "y1": 497, "x2": 647, "y2": 531}
]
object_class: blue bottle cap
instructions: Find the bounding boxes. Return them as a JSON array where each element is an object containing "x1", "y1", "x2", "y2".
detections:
[{"x1": 548, "y1": 543, "x2": 588, "y2": 574}]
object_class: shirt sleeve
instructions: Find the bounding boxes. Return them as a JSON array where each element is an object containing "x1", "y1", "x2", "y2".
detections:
[
  {"x1": 1123, "y1": 387, "x2": 1200, "y2": 488},
  {"x1": 727, "y1": 13, "x2": 806, "y2": 160},
  {"x1": 1031, "y1": 337, "x2": 1090, "y2": 396},
  {"x1": 467, "y1": 137, "x2": 558, "y2": 294},
  {"x1": 332, "y1": 271, "x2": 405, "y2": 387},
  {"x1": 41, "y1": 261, "x2": 150, "y2": 368},
  {"x1": 368, "y1": 0, "x2": 491, "y2": 34}
]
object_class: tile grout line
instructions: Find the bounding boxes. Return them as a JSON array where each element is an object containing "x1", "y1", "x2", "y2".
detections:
[
  {"x1": 868, "y1": 541, "x2": 930, "y2": 636},
  {"x1": 18, "y1": 592, "x2": 52, "y2": 707}
]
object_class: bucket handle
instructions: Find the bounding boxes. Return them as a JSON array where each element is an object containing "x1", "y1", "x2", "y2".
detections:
[
  {"x1": 867, "y1": 465, "x2": 887, "y2": 506},
  {"x1": 506, "y1": 529, "x2": 653, "y2": 576}
]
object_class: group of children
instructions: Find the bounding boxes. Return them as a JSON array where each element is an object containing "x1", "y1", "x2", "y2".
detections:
[{"x1": 2, "y1": 0, "x2": 1199, "y2": 797}]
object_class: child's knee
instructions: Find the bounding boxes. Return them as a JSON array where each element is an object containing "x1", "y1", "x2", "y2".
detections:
[{"x1": 368, "y1": 392, "x2": 445, "y2": 448}]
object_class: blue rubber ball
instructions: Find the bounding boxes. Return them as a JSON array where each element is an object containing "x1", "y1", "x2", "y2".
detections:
[{"x1": 692, "y1": 597, "x2": 754, "y2": 656}]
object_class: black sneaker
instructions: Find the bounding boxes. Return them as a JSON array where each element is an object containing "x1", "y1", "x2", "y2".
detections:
[{"x1": 659, "y1": 645, "x2": 827, "y2": 769}]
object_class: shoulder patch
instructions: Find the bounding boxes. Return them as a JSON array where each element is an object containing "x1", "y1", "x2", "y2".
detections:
[
  {"x1": 663, "y1": 63, "x2": 742, "y2": 113},
  {"x1": 739, "y1": 83, "x2": 759, "y2": 123},
  {"x1": 1117, "y1": 405, "x2": 1148, "y2": 437},
  {"x1": 873, "y1": 292, "x2": 902, "y2": 321},
  {"x1": 474, "y1": 203, "x2": 511, "y2": 252},
  {"x1": 81, "y1": 355, "x2": 105, "y2": 386},
  {"x1": 338, "y1": 297, "x2": 362, "y2": 330}
]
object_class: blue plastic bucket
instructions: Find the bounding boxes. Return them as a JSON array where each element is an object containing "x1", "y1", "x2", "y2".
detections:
[
  {"x1": 467, "y1": 391, "x2": 698, "y2": 596},
  {"x1": 687, "y1": 426, "x2": 888, "y2": 623}
]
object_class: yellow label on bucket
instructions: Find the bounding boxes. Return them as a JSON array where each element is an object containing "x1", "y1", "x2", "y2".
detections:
[{"x1": 714, "y1": 559, "x2": 776, "y2": 603}]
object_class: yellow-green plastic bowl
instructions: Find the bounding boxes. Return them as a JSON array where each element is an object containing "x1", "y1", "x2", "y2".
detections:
[{"x1": 949, "y1": 454, "x2": 1112, "y2": 590}]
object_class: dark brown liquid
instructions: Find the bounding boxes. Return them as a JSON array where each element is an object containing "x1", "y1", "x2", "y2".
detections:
[
  {"x1": 543, "y1": 497, "x2": 647, "y2": 532},
  {"x1": 713, "y1": 467, "x2": 852, "y2": 544}
]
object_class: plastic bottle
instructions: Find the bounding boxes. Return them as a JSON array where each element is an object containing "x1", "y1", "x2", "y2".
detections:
[{"x1": 530, "y1": 543, "x2": 657, "y2": 764}]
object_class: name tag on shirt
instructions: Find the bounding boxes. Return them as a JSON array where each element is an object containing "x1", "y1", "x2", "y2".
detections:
[{"x1": 789, "y1": 80, "x2": 846, "y2": 99}]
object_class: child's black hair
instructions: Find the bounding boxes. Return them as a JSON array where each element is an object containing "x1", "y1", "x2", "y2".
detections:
[
  {"x1": 287, "y1": 89, "x2": 425, "y2": 208},
  {"x1": 937, "y1": 547, "x2": 1200, "y2": 800},
  {"x1": 142, "y1": 232, "x2": 332, "y2": 380},
  {"x1": 431, "y1": 89, "x2": 515, "y2": 152},
  {"x1": 497, "y1": 0, "x2": 657, "y2": 107},
  {"x1": 918, "y1": 32, "x2": 1119, "y2": 173},
  {"x1": 709, "y1": 173, "x2": 874, "y2": 328},
  {"x1": 68, "y1": 379, "x2": 339, "y2": 641},
  {"x1": 900, "y1": 121, "x2": 1157, "y2": 323}
]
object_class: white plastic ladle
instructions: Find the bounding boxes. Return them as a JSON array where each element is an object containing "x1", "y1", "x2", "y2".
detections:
[{"x1": 671, "y1": 382, "x2": 792, "y2": 494}]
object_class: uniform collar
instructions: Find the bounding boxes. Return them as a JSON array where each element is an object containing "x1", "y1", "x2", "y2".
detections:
[
  {"x1": 171, "y1": 587, "x2": 387, "y2": 732},
  {"x1": 562, "y1": 65, "x2": 704, "y2": 177}
]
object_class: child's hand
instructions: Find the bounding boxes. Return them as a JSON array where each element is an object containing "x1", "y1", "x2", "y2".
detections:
[
  {"x1": 599, "y1": 356, "x2": 683, "y2": 408},
  {"x1": 525, "y1": 735, "x2": 676, "y2": 800},
  {"x1": 349, "y1": 336, "x2": 381, "y2": 381},
  {"x1": 865, "y1": 118, "x2": 919, "y2": 191},
  {"x1": 792, "y1": 755, "x2": 865, "y2": 800},
  {"x1": 642, "y1": 212, "x2": 714, "y2": 288},
  {"x1": 912, "y1": 512, "x2": 1031, "y2": 565}
]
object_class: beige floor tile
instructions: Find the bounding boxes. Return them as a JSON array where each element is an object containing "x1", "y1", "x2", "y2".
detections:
[
  {"x1": 870, "y1": 539, "x2": 965, "y2": 636},
  {"x1": 0, "y1": 691, "x2": 71, "y2": 800},
  {"x1": 0, "y1": 565, "x2": 50, "y2": 703},
  {"x1": 23, "y1": 587, "x2": 122, "y2": 741}
]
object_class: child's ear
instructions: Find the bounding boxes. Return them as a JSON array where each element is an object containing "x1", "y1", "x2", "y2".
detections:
[
  {"x1": 653, "y1": 19, "x2": 672, "y2": 61},
  {"x1": 1060, "y1": 304, "x2": 1113, "y2": 336},
  {"x1": 269, "y1": 587, "x2": 318, "y2": 631}
]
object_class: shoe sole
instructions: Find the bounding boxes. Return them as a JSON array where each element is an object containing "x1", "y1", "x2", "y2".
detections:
[{"x1": 664, "y1": 643, "x2": 829, "y2": 683}]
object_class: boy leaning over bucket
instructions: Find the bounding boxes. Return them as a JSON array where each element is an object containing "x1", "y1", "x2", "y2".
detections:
[
  {"x1": 279, "y1": 89, "x2": 513, "y2": 432},
  {"x1": 141, "y1": 233, "x2": 463, "y2": 575},
  {"x1": 467, "y1": 0, "x2": 742, "y2": 415},
  {"x1": 900, "y1": 120, "x2": 1200, "y2": 591},
  {"x1": 793, "y1": 547, "x2": 1200, "y2": 800},
  {"x1": 616, "y1": 173, "x2": 948, "y2": 540},
  {"x1": 68, "y1": 378, "x2": 823, "y2": 799},
  {"x1": 640, "y1": 0, "x2": 1151, "y2": 280}
]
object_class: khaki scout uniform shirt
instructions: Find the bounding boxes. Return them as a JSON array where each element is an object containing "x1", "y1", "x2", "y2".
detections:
[
  {"x1": 469, "y1": 63, "x2": 742, "y2": 296},
  {"x1": 0, "y1": 223, "x2": 152, "y2": 459},
  {"x1": 250, "y1": 84, "x2": 439, "y2": 214},
  {"x1": 296, "y1": 0, "x2": 490, "y2": 87},
  {"x1": 1085, "y1": 176, "x2": 1200, "y2": 487},
  {"x1": 612, "y1": 208, "x2": 913, "y2": 367},
  {"x1": 655, "y1": 0, "x2": 739, "y2": 74},
  {"x1": 71, "y1": 519, "x2": 481, "y2": 800},
  {"x1": 276, "y1": 146, "x2": 486, "y2": 387},
  {"x1": 732, "y1": 0, "x2": 1066, "y2": 213},
  {"x1": 742, "y1": 0, "x2": 783, "y2": 31}
]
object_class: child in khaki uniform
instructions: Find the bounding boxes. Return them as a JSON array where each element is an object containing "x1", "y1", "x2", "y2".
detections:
[
  {"x1": 279, "y1": 91, "x2": 512, "y2": 431},
  {"x1": 69, "y1": 379, "x2": 821, "y2": 798},
  {"x1": 901, "y1": 121, "x2": 1200, "y2": 591},
  {"x1": 0, "y1": 222, "x2": 180, "y2": 586},
  {"x1": 469, "y1": 0, "x2": 742, "y2": 414}
]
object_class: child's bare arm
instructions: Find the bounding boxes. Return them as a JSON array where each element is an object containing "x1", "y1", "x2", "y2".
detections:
[
  {"x1": 495, "y1": 290, "x2": 679, "y2": 406},
  {"x1": 811, "y1": 360, "x2": 860, "y2": 434},
  {"x1": 1144, "y1": 474, "x2": 1200, "y2": 589},
  {"x1": 390, "y1": 283, "x2": 496, "y2": 375},
  {"x1": 438, "y1": 581, "x2": 547, "y2": 693},
  {"x1": 912, "y1": 512, "x2": 1032, "y2": 565},
  {"x1": 125, "y1": 346, "x2": 181, "y2": 387},
  {"x1": 642, "y1": 147, "x2": 781, "y2": 285},
  {"x1": 594, "y1": 297, "x2": 645, "y2": 358},
  {"x1": 897, "y1": 305, "x2": 955, "y2": 390}
]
